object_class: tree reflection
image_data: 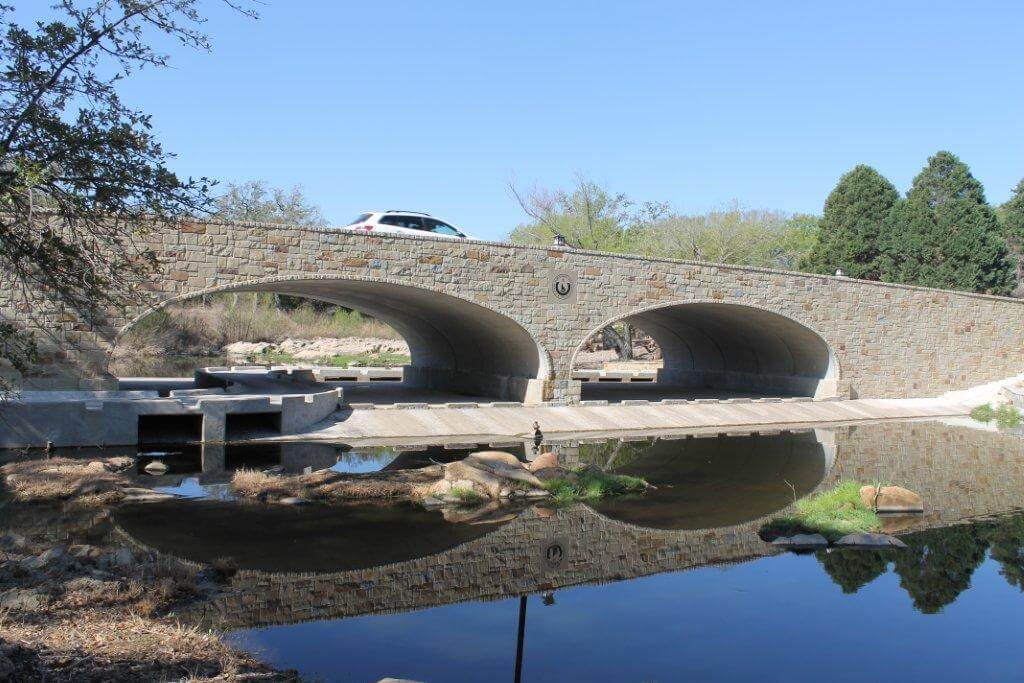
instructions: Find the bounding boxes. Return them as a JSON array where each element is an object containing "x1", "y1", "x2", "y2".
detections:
[
  {"x1": 815, "y1": 518, "x2": 1024, "y2": 613},
  {"x1": 816, "y1": 548, "x2": 894, "y2": 594},
  {"x1": 892, "y1": 525, "x2": 989, "y2": 614},
  {"x1": 986, "y1": 515, "x2": 1024, "y2": 591}
]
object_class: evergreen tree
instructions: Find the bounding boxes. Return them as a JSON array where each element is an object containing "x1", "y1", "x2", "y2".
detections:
[
  {"x1": 878, "y1": 152, "x2": 1014, "y2": 295},
  {"x1": 1000, "y1": 179, "x2": 1024, "y2": 295},
  {"x1": 801, "y1": 165, "x2": 899, "y2": 279}
]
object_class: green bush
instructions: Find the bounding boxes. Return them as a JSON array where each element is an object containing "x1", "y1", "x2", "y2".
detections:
[
  {"x1": 970, "y1": 403, "x2": 1021, "y2": 428},
  {"x1": 971, "y1": 404, "x2": 996, "y2": 422}
]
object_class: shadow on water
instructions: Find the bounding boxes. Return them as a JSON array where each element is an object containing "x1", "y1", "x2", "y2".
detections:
[
  {"x1": 582, "y1": 431, "x2": 827, "y2": 529},
  {"x1": 115, "y1": 499, "x2": 521, "y2": 573}
]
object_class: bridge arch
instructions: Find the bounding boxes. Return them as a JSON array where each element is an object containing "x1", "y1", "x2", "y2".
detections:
[
  {"x1": 111, "y1": 275, "x2": 551, "y2": 402},
  {"x1": 572, "y1": 300, "x2": 839, "y2": 399}
]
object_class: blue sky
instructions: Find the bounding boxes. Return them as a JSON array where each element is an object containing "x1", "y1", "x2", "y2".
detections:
[{"x1": 19, "y1": 1, "x2": 1024, "y2": 240}]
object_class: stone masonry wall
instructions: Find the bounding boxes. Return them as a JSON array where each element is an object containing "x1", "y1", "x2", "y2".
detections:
[{"x1": 4, "y1": 217, "x2": 1024, "y2": 400}]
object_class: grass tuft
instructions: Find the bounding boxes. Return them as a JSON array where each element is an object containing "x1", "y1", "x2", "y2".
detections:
[
  {"x1": 450, "y1": 486, "x2": 485, "y2": 505},
  {"x1": 541, "y1": 468, "x2": 648, "y2": 504},
  {"x1": 792, "y1": 480, "x2": 881, "y2": 539}
]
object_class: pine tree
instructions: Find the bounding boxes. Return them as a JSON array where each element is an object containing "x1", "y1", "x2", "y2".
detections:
[
  {"x1": 801, "y1": 165, "x2": 898, "y2": 279},
  {"x1": 1001, "y1": 179, "x2": 1024, "y2": 295},
  {"x1": 878, "y1": 151, "x2": 1014, "y2": 295}
]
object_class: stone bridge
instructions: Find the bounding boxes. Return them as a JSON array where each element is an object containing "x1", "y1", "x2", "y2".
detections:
[{"x1": 6, "y1": 218, "x2": 1024, "y2": 402}]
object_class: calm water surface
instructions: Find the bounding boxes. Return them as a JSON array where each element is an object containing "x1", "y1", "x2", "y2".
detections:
[{"x1": 9, "y1": 420, "x2": 1024, "y2": 681}]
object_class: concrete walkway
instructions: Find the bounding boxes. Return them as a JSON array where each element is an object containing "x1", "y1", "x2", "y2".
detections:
[{"x1": 275, "y1": 397, "x2": 969, "y2": 445}]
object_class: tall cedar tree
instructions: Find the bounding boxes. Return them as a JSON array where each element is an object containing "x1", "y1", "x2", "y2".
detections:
[
  {"x1": 877, "y1": 152, "x2": 1014, "y2": 295},
  {"x1": 1001, "y1": 178, "x2": 1024, "y2": 294},
  {"x1": 801, "y1": 165, "x2": 898, "y2": 279},
  {"x1": 0, "y1": 1, "x2": 254, "y2": 388}
]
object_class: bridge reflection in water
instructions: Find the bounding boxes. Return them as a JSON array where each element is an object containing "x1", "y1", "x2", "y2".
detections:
[{"x1": 112, "y1": 420, "x2": 1024, "y2": 632}]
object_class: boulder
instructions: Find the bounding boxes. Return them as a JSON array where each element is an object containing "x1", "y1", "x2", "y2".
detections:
[
  {"x1": 0, "y1": 534, "x2": 27, "y2": 550},
  {"x1": 105, "y1": 457, "x2": 135, "y2": 472},
  {"x1": 528, "y1": 452, "x2": 559, "y2": 472},
  {"x1": 459, "y1": 452, "x2": 543, "y2": 490},
  {"x1": 85, "y1": 461, "x2": 107, "y2": 473},
  {"x1": 143, "y1": 460, "x2": 169, "y2": 475},
  {"x1": 878, "y1": 513, "x2": 921, "y2": 534},
  {"x1": 533, "y1": 467, "x2": 568, "y2": 482},
  {"x1": 860, "y1": 485, "x2": 923, "y2": 513},
  {"x1": 223, "y1": 341, "x2": 275, "y2": 356},
  {"x1": 102, "y1": 548, "x2": 134, "y2": 568},
  {"x1": 771, "y1": 533, "x2": 828, "y2": 550},
  {"x1": 835, "y1": 533, "x2": 907, "y2": 548},
  {"x1": 0, "y1": 588, "x2": 48, "y2": 611}
]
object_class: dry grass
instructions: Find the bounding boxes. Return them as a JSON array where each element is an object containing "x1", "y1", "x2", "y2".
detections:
[
  {"x1": 230, "y1": 466, "x2": 443, "y2": 503},
  {"x1": 230, "y1": 468, "x2": 282, "y2": 498},
  {"x1": 117, "y1": 293, "x2": 400, "y2": 357},
  {"x1": 0, "y1": 458, "x2": 132, "y2": 505},
  {"x1": 0, "y1": 531, "x2": 298, "y2": 681}
]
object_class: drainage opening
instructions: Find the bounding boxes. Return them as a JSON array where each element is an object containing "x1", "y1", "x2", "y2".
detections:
[
  {"x1": 138, "y1": 414, "x2": 204, "y2": 444},
  {"x1": 225, "y1": 412, "x2": 282, "y2": 440}
]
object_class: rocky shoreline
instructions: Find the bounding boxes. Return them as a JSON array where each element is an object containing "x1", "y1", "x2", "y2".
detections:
[{"x1": 0, "y1": 457, "x2": 300, "y2": 681}]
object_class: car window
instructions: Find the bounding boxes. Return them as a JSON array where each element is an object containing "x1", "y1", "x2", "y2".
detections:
[
  {"x1": 379, "y1": 215, "x2": 425, "y2": 230},
  {"x1": 347, "y1": 213, "x2": 372, "y2": 225},
  {"x1": 426, "y1": 219, "x2": 463, "y2": 236}
]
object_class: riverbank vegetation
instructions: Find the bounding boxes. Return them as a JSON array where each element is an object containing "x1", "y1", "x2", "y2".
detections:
[
  {"x1": 971, "y1": 403, "x2": 1023, "y2": 428},
  {"x1": 763, "y1": 481, "x2": 882, "y2": 541},
  {"x1": 541, "y1": 467, "x2": 650, "y2": 504},
  {"x1": 117, "y1": 295, "x2": 400, "y2": 358}
]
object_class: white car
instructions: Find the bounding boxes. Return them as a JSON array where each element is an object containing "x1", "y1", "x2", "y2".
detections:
[{"x1": 342, "y1": 211, "x2": 473, "y2": 240}]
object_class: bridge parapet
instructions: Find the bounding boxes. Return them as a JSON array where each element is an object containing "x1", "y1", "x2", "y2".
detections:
[{"x1": 3, "y1": 217, "x2": 1024, "y2": 401}]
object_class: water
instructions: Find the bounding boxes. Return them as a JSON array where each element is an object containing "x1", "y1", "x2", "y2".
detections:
[{"x1": 9, "y1": 420, "x2": 1024, "y2": 681}]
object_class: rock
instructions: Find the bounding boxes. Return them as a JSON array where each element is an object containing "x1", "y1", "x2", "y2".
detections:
[
  {"x1": 878, "y1": 513, "x2": 921, "y2": 534},
  {"x1": 835, "y1": 533, "x2": 907, "y2": 548},
  {"x1": 860, "y1": 485, "x2": 923, "y2": 513},
  {"x1": 462, "y1": 452, "x2": 543, "y2": 489},
  {"x1": 69, "y1": 544, "x2": 102, "y2": 563},
  {"x1": 278, "y1": 496, "x2": 310, "y2": 506},
  {"x1": 533, "y1": 505, "x2": 556, "y2": 519},
  {"x1": 0, "y1": 588, "x2": 48, "y2": 611},
  {"x1": 103, "y1": 548, "x2": 134, "y2": 568},
  {"x1": 85, "y1": 461, "x2": 107, "y2": 473},
  {"x1": 143, "y1": 460, "x2": 169, "y2": 475},
  {"x1": 223, "y1": 341, "x2": 275, "y2": 356},
  {"x1": 0, "y1": 534, "x2": 27, "y2": 550},
  {"x1": 771, "y1": 533, "x2": 828, "y2": 550},
  {"x1": 37, "y1": 547, "x2": 68, "y2": 567},
  {"x1": 528, "y1": 452, "x2": 559, "y2": 472},
  {"x1": 105, "y1": 457, "x2": 135, "y2": 472},
  {"x1": 533, "y1": 467, "x2": 568, "y2": 481}
]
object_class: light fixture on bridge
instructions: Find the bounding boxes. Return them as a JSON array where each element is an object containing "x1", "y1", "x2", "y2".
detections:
[
  {"x1": 553, "y1": 234, "x2": 567, "y2": 248},
  {"x1": 835, "y1": 268, "x2": 846, "y2": 277}
]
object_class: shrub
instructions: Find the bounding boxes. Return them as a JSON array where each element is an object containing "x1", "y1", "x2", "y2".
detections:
[
  {"x1": 970, "y1": 403, "x2": 1022, "y2": 428},
  {"x1": 971, "y1": 403, "x2": 996, "y2": 422}
]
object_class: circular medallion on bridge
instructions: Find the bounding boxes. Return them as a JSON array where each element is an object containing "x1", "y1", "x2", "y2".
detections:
[
  {"x1": 540, "y1": 539, "x2": 568, "y2": 572},
  {"x1": 548, "y1": 270, "x2": 578, "y2": 303}
]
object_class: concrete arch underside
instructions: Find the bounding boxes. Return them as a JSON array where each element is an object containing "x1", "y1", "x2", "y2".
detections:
[
  {"x1": 122, "y1": 279, "x2": 548, "y2": 402},
  {"x1": 610, "y1": 303, "x2": 837, "y2": 398}
]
